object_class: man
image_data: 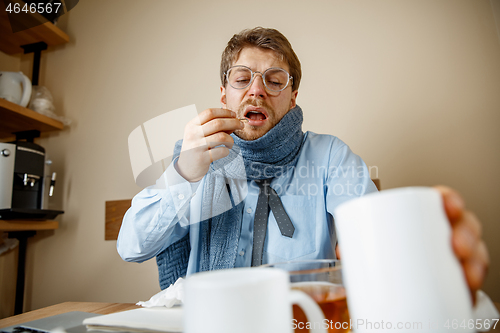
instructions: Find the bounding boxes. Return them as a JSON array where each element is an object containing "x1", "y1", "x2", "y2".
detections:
[{"x1": 117, "y1": 27, "x2": 488, "y2": 301}]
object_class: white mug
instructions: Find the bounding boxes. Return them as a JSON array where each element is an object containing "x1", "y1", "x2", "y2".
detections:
[
  {"x1": 0, "y1": 71, "x2": 32, "y2": 107},
  {"x1": 334, "y1": 187, "x2": 473, "y2": 332},
  {"x1": 183, "y1": 267, "x2": 328, "y2": 333}
]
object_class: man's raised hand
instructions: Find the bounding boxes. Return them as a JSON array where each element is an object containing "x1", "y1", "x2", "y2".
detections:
[{"x1": 176, "y1": 108, "x2": 244, "y2": 182}]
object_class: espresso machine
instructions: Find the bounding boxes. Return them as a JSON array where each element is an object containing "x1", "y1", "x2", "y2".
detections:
[{"x1": 0, "y1": 131, "x2": 63, "y2": 219}]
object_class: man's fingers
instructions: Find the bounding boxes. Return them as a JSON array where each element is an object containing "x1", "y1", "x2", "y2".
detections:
[
  {"x1": 433, "y1": 185, "x2": 489, "y2": 302},
  {"x1": 452, "y1": 211, "x2": 482, "y2": 259},
  {"x1": 201, "y1": 117, "x2": 244, "y2": 137},
  {"x1": 463, "y1": 261, "x2": 483, "y2": 299},
  {"x1": 205, "y1": 146, "x2": 230, "y2": 163},
  {"x1": 434, "y1": 185, "x2": 465, "y2": 221},
  {"x1": 206, "y1": 133, "x2": 234, "y2": 149},
  {"x1": 463, "y1": 244, "x2": 488, "y2": 293},
  {"x1": 177, "y1": 108, "x2": 239, "y2": 182},
  {"x1": 476, "y1": 240, "x2": 490, "y2": 267},
  {"x1": 192, "y1": 108, "x2": 236, "y2": 126},
  {"x1": 462, "y1": 211, "x2": 482, "y2": 238}
]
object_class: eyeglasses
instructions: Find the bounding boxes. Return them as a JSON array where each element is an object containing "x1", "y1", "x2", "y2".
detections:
[{"x1": 224, "y1": 65, "x2": 293, "y2": 93}]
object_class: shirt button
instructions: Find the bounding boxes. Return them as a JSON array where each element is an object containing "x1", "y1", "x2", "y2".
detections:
[
  {"x1": 246, "y1": 208, "x2": 252, "y2": 214},
  {"x1": 239, "y1": 250, "x2": 245, "y2": 256},
  {"x1": 178, "y1": 194, "x2": 185, "y2": 200}
]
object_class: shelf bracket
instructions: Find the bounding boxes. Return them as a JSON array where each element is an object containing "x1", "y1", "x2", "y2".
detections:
[
  {"x1": 14, "y1": 130, "x2": 41, "y2": 143},
  {"x1": 21, "y1": 42, "x2": 48, "y2": 86},
  {"x1": 8, "y1": 230, "x2": 37, "y2": 315}
]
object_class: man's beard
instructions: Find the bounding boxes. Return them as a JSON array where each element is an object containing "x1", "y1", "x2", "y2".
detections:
[{"x1": 233, "y1": 99, "x2": 275, "y2": 141}]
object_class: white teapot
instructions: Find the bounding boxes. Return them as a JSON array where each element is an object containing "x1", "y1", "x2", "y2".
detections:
[{"x1": 0, "y1": 71, "x2": 32, "y2": 107}]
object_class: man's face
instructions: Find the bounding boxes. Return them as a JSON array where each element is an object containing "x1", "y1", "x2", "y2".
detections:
[{"x1": 221, "y1": 47, "x2": 298, "y2": 141}]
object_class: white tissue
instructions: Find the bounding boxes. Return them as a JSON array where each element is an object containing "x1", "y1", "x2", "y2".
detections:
[{"x1": 137, "y1": 277, "x2": 184, "y2": 308}]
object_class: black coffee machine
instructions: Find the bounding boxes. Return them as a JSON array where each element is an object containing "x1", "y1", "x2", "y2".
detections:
[{"x1": 0, "y1": 131, "x2": 63, "y2": 219}]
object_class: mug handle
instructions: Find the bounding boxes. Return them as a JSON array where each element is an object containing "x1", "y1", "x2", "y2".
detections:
[
  {"x1": 18, "y1": 72, "x2": 32, "y2": 108},
  {"x1": 289, "y1": 290, "x2": 328, "y2": 333}
]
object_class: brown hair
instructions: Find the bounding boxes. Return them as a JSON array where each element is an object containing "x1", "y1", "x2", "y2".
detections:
[{"x1": 220, "y1": 27, "x2": 302, "y2": 91}]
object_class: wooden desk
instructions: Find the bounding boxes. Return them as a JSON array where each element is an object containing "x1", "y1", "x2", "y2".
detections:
[
  {"x1": 0, "y1": 301, "x2": 498, "y2": 331},
  {"x1": 0, "y1": 302, "x2": 500, "y2": 331},
  {"x1": 0, "y1": 220, "x2": 59, "y2": 315},
  {"x1": 0, "y1": 302, "x2": 139, "y2": 328}
]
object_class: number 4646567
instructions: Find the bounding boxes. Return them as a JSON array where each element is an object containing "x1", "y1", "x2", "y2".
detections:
[
  {"x1": 5, "y1": 2, "x2": 62, "y2": 14},
  {"x1": 444, "y1": 319, "x2": 499, "y2": 330}
]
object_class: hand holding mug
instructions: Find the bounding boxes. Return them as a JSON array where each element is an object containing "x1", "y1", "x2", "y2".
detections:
[
  {"x1": 434, "y1": 185, "x2": 489, "y2": 303},
  {"x1": 335, "y1": 187, "x2": 474, "y2": 333}
]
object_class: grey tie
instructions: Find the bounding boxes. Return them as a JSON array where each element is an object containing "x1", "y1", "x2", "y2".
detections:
[{"x1": 251, "y1": 179, "x2": 295, "y2": 266}]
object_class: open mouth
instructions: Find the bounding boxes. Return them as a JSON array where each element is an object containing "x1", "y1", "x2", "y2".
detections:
[
  {"x1": 244, "y1": 107, "x2": 269, "y2": 124},
  {"x1": 245, "y1": 111, "x2": 267, "y2": 121}
]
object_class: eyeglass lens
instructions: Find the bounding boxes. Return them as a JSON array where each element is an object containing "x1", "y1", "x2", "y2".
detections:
[{"x1": 227, "y1": 67, "x2": 290, "y2": 92}]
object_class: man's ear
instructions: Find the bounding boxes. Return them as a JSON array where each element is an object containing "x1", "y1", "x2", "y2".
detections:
[
  {"x1": 290, "y1": 90, "x2": 298, "y2": 109},
  {"x1": 220, "y1": 86, "x2": 227, "y2": 108}
]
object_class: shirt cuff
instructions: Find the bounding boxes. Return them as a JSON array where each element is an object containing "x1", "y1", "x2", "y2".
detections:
[{"x1": 165, "y1": 157, "x2": 201, "y2": 211}]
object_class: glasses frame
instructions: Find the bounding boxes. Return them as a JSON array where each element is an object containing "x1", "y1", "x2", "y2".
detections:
[{"x1": 224, "y1": 65, "x2": 293, "y2": 93}]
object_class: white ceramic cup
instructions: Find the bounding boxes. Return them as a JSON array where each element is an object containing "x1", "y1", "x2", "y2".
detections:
[
  {"x1": 183, "y1": 267, "x2": 328, "y2": 333},
  {"x1": 334, "y1": 187, "x2": 473, "y2": 332}
]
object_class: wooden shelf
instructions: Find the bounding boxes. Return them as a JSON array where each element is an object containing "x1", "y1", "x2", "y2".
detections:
[
  {"x1": 0, "y1": 98, "x2": 64, "y2": 139},
  {"x1": 0, "y1": 219, "x2": 58, "y2": 231},
  {"x1": 0, "y1": 0, "x2": 69, "y2": 55}
]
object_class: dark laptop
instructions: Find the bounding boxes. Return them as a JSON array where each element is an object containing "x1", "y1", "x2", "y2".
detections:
[{"x1": 0, "y1": 311, "x2": 109, "y2": 333}]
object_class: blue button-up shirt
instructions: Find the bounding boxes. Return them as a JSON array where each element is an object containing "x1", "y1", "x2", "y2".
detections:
[{"x1": 117, "y1": 131, "x2": 378, "y2": 276}]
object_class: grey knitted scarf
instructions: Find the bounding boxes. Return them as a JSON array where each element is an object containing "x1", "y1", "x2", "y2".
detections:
[{"x1": 156, "y1": 105, "x2": 304, "y2": 289}]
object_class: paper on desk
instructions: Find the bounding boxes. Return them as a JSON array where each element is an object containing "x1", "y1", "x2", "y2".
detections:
[
  {"x1": 83, "y1": 307, "x2": 182, "y2": 333},
  {"x1": 137, "y1": 277, "x2": 184, "y2": 308}
]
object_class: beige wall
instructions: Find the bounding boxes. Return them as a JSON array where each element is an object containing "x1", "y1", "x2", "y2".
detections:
[{"x1": 1, "y1": 0, "x2": 499, "y2": 316}]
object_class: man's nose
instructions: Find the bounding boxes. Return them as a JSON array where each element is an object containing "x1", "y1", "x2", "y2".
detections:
[{"x1": 247, "y1": 74, "x2": 267, "y2": 98}]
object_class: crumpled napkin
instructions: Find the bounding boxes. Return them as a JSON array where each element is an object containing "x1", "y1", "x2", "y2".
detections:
[{"x1": 137, "y1": 277, "x2": 184, "y2": 308}]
